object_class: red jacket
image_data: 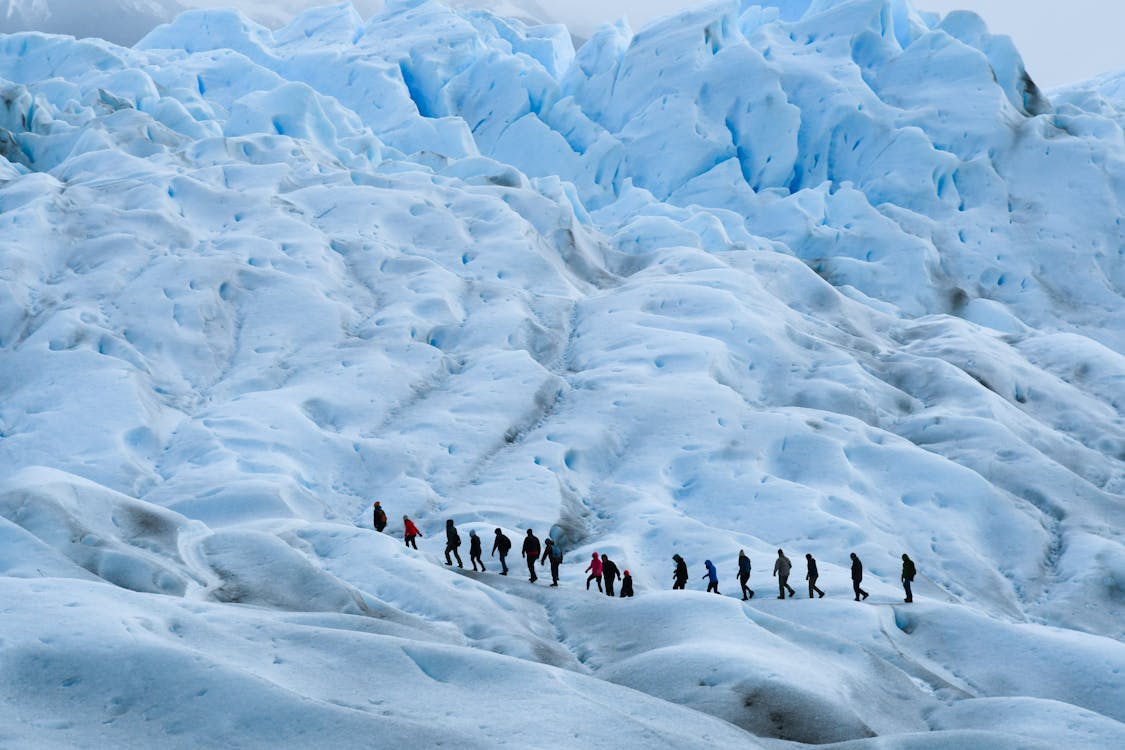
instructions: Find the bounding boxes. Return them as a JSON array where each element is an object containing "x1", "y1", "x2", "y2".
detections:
[{"x1": 404, "y1": 520, "x2": 421, "y2": 538}]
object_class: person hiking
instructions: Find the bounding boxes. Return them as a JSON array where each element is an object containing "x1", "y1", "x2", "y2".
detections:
[
  {"x1": 850, "y1": 552, "x2": 869, "y2": 601},
  {"x1": 492, "y1": 528, "x2": 511, "y2": 575},
  {"x1": 901, "y1": 553, "x2": 916, "y2": 603},
  {"x1": 372, "y1": 501, "x2": 387, "y2": 532},
  {"x1": 469, "y1": 530, "x2": 485, "y2": 572},
  {"x1": 443, "y1": 520, "x2": 463, "y2": 568},
  {"x1": 522, "y1": 529, "x2": 541, "y2": 582},
  {"x1": 805, "y1": 553, "x2": 825, "y2": 598},
  {"x1": 774, "y1": 549, "x2": 796, "y2": 599},
  {"x1": 601, "y1": 555, "x2": 621, "y2": 597},
  {"x1": 541, "y1": 537, "x2": 562, "y2": 586},
  {"x1": 703, "y1": 559, "x2": 720, "y2": 594},
  {"x1": 403, "y1": 515, "x2": 421, "y2": 549},
  {"x1": 620, "y1": 569, "x2": 634, "y2": 598},
  {"x1": 586, "y1": 552, "x2": 603, "y2": 592},
  {"x1": 737, "y1": 550, "x2": 754, "y2": 600},
  {"x1": 672, "y1": 554, "x2": 689, "y2": 590}
]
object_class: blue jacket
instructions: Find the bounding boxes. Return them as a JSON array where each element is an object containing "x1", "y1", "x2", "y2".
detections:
[{"x1": 703, "y1": 560, "x2": 718, "y2": 583}]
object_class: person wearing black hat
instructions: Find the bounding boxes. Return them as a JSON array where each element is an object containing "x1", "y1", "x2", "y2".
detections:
[
  {"x1": 541, "y1": 537, "x2": 563, "y2": 586},
  {"x1": 901, "y1": 553, "x2": 916, "y2": 603},
  {"x1": 492, "y1": 528, "x2": 511, "y2": 575},
  {"x1": 469, "y1": 530, "x2": 485, "y2": 571},
  {"x1": 850, "y1": 552, "x2": 869, "y2": 601},
  {"x1": 522, "y1": 529, "x2": 541, "y2": 582},
  {"x1": 444, "y1": 519, "x2": 463, "y2": 568},
  {"x1": 805, "y1": 553, "x2": 825, "y2": 598},
  {"x1": 672, "y1": 554, "x2": 689, "y2": 590},
  {"x1": 601, "y1": 555, "x2": 621, "y2": 597}
]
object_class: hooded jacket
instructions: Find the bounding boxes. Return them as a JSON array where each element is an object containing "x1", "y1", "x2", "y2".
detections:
[
  {"x1": 673, "y1": 555, "x2": 688, "y2": 581},
  {"x1": 703, "y1": 560, "x2": 718, "y2": 583},
  {"x1": 586, "y1": 552, "x2": 603, "y2": 576}
]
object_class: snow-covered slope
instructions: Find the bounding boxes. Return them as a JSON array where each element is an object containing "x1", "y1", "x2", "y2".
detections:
[{"x1": 1, "y1": 0, "x2": 1123, "y2": 747}]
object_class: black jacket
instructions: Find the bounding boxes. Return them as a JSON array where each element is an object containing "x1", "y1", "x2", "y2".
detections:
[
  {"x1": 469, "y1": 534, "x2": 482, "y2": 556},
  {"x1": 602, "y1": 559, "x2": 620, "y2": 582},
  {"x1": 806, "y1": 558, "x2": 818, "y2": 579},
  {"x1": 851, "y1": 557, "x2": 863, "y2": 582},
  {"x1": 522, "y1": 533, "x2": 541, "y2": 559},
  {"x1": 493, "y1": 532, "x2": 511, "y2": 556},
  {"x1": 674, "y1": 557, "x2": 688, "y2": 581}
]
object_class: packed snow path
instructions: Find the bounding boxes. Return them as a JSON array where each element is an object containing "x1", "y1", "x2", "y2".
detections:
[{"x1": 0, "y1": 0, "x2": 1124, "y2": 747}]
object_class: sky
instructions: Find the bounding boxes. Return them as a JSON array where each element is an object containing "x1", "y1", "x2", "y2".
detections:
[
  {"x1": 914, "y1": 1, "x2": 1125, "y2": 88},
  {"x1": 0, "y1": 0, "x2": 1122, "y2": 88},
  {"x1": 451, "y1": 0, "x2": 1125, "y2": 89}
]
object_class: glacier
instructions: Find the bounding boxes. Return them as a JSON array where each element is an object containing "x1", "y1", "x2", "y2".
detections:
[{"x1": 0, "y1": 0, "x2": 1123, "y2": 747}]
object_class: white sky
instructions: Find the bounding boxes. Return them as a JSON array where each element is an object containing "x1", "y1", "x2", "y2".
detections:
[
  {"x1": 914, "y1": 1, "x2": 1125, "y2": 88},
  {"x1": 3, "y1": 0, "x2": 1121, "y2": 88},
  {"x1": 462, "y1": 0, "x2": 1125, "y2": 89}
]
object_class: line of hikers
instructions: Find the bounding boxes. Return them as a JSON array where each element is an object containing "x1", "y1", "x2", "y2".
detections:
[
  {"x1": 375, "y1": 502, "x2": 916, "y2": 603},
  {"x1": 680, "y1": 549, "x2": 915, "y2": 603}
]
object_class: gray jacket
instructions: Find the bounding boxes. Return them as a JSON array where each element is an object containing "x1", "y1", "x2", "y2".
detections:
[{"x1": 773, "y1": 554, "x2": 792, "y2": 578}]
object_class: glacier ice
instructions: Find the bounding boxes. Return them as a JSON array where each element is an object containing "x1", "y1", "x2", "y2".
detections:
[{"x1": 0, "y1": 0, "x2": 1124, "y2": 748}]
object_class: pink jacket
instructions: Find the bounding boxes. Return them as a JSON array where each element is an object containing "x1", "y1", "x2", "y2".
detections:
[{"x1": 586, "y1": 553, "x2": 603, "y2": 576}]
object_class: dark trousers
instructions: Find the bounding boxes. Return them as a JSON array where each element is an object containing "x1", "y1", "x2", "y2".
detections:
[
  {"x1": 470, "y1": 553, "x2": 484, "y2": 571},
  {"x1": 903, "y1": 579, "x2": 913, "y2": 602},
  {"x1": 526, "y1": 556, "x2": 538, "y2": 581},
  {"x1": 548, "y1": 559, "x2": 560, "y2": 585},
  {"x1": 808, "y1": 576, "x2": 824, "y2": 598},
  {"x1": 445, "y1": 544, "x2": 462, "y2": 567},
  {"x1": 853, "y1": 579, "x2": 868, "y2": 600},
  {"x1": 405, "y1": 535, "x2": 418, "y2": 549},
  {"x1": 620, "y1": 580, "x2": 633, "y2": 597},
  {"x1": 587, "y1": 573, "x2": 602, "y2": 591},
  {"x1": 605, "y1": 577, "x2": 616, "y2": 596},
  {"x1": 778, "y1": 574, "x2": 795, "y2": 598},
  {"x1": 706, "y1": 580, "x2": 719, "y2": 594},
  {"x1": 673, "y1": 577, "x2": 687, "y2": 590},
  {"x1": 497, "y1": 553, "x2": 508, "y2": 574},
  {"x1": 739, "y1": 572, "x2": 754, "y2": 599}
]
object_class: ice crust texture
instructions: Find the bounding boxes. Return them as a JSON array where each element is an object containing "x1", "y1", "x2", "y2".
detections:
[{"x1": 0, "y1": 0, "x2": 1124, "y2": 748}]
